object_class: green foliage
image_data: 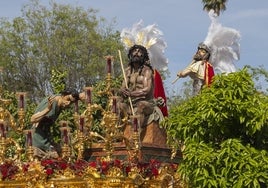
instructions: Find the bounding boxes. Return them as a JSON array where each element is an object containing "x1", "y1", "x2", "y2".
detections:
[
  {"x1": 50, "y1": 69, "x2": 67, "y2": 94},
  {"x1": 180, "y1": 139, "x2": 268, "y2": 187},
  {"x1": 0, "y1": 0, "x2": 125, "y2": 102},
  {"x1": 246, "y1": 65, "x2": 268, "y2": 93},
  {"x1": 163, "y1": 68, "x2": 268, "y2": 187}
]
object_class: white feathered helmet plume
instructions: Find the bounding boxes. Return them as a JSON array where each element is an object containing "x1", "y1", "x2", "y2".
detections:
[
  {"x1": 204, "y1": 10, "x2": 241, "y2": 73},
  {"x1": 120, "y1": 20, "x2": 168, "y2": 72}
]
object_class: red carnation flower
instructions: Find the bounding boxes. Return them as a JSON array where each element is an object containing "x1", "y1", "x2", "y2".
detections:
[
  {"x1": 101, "y1": 161, "x2": 109, "y2": 173},
  {"x1": 113, "y1": 159, "x2": 121, "y2": 168},
  {"x1": 46, "y1": 168, "x2": 54, "y2": 175},
  {"x1": 89, "y1": 161, "x2": 97, "y2": 168},
  {"x1": 151, "y1": 168, "x2": 159, "y2": 176}
]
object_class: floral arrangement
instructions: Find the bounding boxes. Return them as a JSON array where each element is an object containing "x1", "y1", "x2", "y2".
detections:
[
  {"x1": 0, "y1": 160, "x2": 19, "y2": 180},
  {"x1": 0, "y1": 158, "x2": 178, "y2": 181}
]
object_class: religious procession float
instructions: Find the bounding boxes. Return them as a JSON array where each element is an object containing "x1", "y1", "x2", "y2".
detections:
[{"x1": 0, "y1": 54, "x2": 184, "y2": 188}]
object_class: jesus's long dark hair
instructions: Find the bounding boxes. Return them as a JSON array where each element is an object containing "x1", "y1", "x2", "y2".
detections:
[{"x1": 127, "y1": 45, "x2": 153, "y2": 75}]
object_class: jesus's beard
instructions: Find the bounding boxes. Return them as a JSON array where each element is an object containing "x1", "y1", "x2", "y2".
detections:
[{"x1": 130, "y1": 55, "x2": 144, "y2": 65}]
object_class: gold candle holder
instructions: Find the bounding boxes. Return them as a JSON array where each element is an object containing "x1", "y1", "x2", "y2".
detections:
[
  {"x1": 82, "y1": 87, "x2": 103, "y2": 132},
  {"x1": 16, "y1": 92, "x2": 26, "y2": 110},
  {"x1": 60, "y1": 121, "x2": 71, "y2": 159},
  {"x1": 105, "y1": 55, "x2": 114, "y2": 92},
  {"x1": 24, "y1": 129, "x2": 34, "y2": 161},
  {"x1": 61, "y1": 144, "x2": 71, "y2": 159},
  {"x1": 84, "y1": 87, "x2": 92, "y2": 106},
  {"x1": 0, "y1": 120, "x2": 6, "y2": 139},
  {"x1": 77, "y1": 115, "x2": 85, "y2": 159},
  {"x1": 0, "y1": 120, "x2": 7, "y2": 162},
  {"x1": 16, "y1": 92, "x2": 27, "y2": 132},
  {"x1": 74, "y1": 99, "x2": 79, "y2": 114},
  {"x1": 0, "y1": 134, "x2": 6, "y2": 163},
  {"x1": 111, "y1": 96, "x2": 118, "y2": 114},
  {"x1": 130, "y1": 115, "x2": 141, "y2": 161},
  {"x1": 0, "y1": 67, "x2": 3, "y2": 95},
  {"x1": 79, "y1": 115, "x2": 85, "y2": 133}
]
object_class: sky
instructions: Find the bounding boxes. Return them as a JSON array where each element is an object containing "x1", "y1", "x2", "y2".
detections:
[{"x1": 0, "y1": 0, "x2": 267, "y2": 95}]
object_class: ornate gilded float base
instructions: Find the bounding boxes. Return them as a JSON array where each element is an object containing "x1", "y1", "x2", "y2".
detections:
[
  {"x1": 0, "y1": 177, "x2": 185, "y2": 188},
  {"x1": 84, "y1": 142, "x2": 182, "y2": 164}
]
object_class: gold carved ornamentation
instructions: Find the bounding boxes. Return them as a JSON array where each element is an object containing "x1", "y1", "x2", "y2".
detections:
[{"x1": 0, "y1": 60, "x2": 184, "y2": 188}]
